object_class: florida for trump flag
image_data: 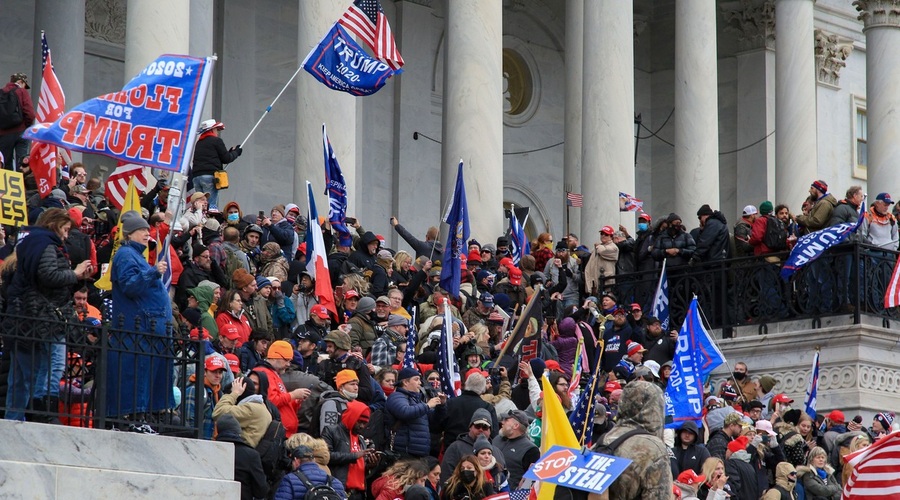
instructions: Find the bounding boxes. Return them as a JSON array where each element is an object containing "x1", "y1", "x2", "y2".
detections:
[
  {"x1": 440, "y1": 161, "x2": 469, "y2": 298},
  {"x1": 306, "y1": 181, "x2": 337, "y2": 317},
  {"x1": 29, "y1": 31, "x2": 66, "y2": 198}
]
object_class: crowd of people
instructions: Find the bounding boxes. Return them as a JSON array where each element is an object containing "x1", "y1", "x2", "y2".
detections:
[{"x1": 1, "y1": 88, "x2": 899, "y2": 500}]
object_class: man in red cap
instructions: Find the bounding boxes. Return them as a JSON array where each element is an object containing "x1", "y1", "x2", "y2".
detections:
[
  {"x1": 613, "y1": 340, "x2": 646, "y2": 382},
  {"x1": 584, "y1": 225, "x2": 618, "y2": 296},
  {"x1": 185, "y1": 356, "x2": 226, "y2": 439},
  {"x1": 252, "y1": 340, "x2": 311, "y2": 437},
  {"x1": 821, "y1": 409, "x2": 848, "y2": 454}
]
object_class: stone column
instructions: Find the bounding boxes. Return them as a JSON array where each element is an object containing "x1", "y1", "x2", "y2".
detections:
[
  {"x1": 564, "y1": 0, "x2": 584, "y2": 237},
  {"x1": 296, "y1": 0, "x2": 357, "y2": 210},
  {"x1": 774, "y1": 0, "x2": 817, "y2": 209},
  {"x1": 190, "y1": 0, "x2": 214, "y2": 119},
  {"x1": 674, "y1": 0, "x2": 719, "y2": 219},
  {"x1": 124, "y1": 0, "x2": 190, "y2": 82},
  {"x1": 581, "y1": 1, "x2": 634, "y2": 238},
  {"x1": 441, "y1": 0, "x2": 503, "y2": 241},
  {"x1": 855, "y1": 1, "x2": 900, "y2": 192},
  {"x1": 722, "y1": 0, "x2": 776, "y2": 212},
  {"x1": 34, "y1": 0, "x2": 85, "y2": 108}
]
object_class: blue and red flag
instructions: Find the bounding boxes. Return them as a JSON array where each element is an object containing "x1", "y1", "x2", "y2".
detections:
[
  {"x1": 302, "y1": 23, "x2": 400, "y2": 96},
  {"x1": 435, "y1": 306, "x2": 461, "y2": 397},
  {"x1": 322, "y1": 124, "x2": 350, "y2": 241},
  {"x1": 440, "y1": 161, "x2": 469, "y2": 299},
  {"x1": 508, "y1": 207, "x2": 529, "y2": 266},
  {"x1": 306, "y1": 181, "x2": 337, "y2": 317},
  {"x1": 25, "y1": 54, "x2": 214, "y2": 174},
  {"x1": 804, "y1": 351, "x2": 819, "y2": 420}
]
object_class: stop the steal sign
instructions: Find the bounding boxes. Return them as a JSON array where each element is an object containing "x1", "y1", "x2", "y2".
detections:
[{"x1": 523, "y1": 446, "x2": 632, "y2": 494}]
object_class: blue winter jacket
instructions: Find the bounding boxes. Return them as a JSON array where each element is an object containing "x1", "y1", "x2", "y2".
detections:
[
  {"x1": 385, "y1": 387, "x2": 441, "y2": 457},
  {"x1": 274, "y1": 461, "x2": 346, "y2": 500}
]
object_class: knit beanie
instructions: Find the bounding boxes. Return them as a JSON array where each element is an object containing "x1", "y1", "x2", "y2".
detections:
[
  {"x1": 335, "y1": 369, "x2": 359, "y2": 388},
  {"x1": 759, "y1": 201, "x2": 774, "y2": 215},
  {"x1": 758, "y1": 375, "x2": 778, "y2": 394}
]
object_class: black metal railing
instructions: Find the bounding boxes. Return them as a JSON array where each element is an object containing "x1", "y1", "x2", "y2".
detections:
[
  {"x1": 607, "y1": 242, "x2": 900, "y2": 336},
  {"x1": 0, "y1": 311, "x2": 204, "y2": 437}
]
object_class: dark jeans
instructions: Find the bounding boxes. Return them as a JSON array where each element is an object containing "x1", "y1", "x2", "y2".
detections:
[{"x1": 0, "y1": 131, "x2": 29, "y2": 170}]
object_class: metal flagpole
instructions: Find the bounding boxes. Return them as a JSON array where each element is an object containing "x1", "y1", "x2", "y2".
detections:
[{"x1": 239, "y1": 63, "x2": 306, "y2": 148}]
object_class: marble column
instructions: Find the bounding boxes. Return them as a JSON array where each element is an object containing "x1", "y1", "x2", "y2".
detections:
[
  {"x1": 296, "y1": 0, "x2": 357, "y2": 210},
  {"x1": 441, "y1": 0, "x2": 503, "y2": 241},
  {"x1": 674, "y1": 0, "x2": 719, "y2": 219},
  {"x1": 855, "y1": 1, "x2": 900, "y2": 192},
  {"x1": 774, "y1": 0, "x2": 817, "y2": 208},
  {"x1": 581, "y1": 1, "x2": 634, "y2": 238},
  {"x1": 722, "y1": 0, "x2": 776, "y2": 212},
  {"x1": 34, "y1": 0, "x2": 85, "y2": 109},
  {"x1": 564, "y1": 0, "x2": 584, "y2": 237},
  {"x1": 124, "y1": 0, "x2": 190, "y2": 82},
  {"x1": 189, "y1": 0, "x2": 214, "y2": 119}
]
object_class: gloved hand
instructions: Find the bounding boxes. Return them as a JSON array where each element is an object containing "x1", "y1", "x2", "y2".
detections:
[{"x1": 231, "y1": 145, "x2": 243, "y2": 157}]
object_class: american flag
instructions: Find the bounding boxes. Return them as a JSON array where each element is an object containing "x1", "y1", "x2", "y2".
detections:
[
  {"x1": 484, "y1": 491, "x2": 531, "y2": 500},
  {"x1": 403, "y1": 311, "x2": 418, "y2": 370},
  {"x1": 619, "y1": 192, "x2": 644, "y2": 212},
  {"x1": 435, "y1": 305, "x2": 461, "y2": 397},
  {"x1": 885, "y1": 252, "x2": 900, "y2": 308},
  {"x1": 566, "y1": 192, "x2": 583, "y2": 208},
  {"x1": 29, "y1": 31, "x2": 66, "y2": 198},
  {"x1": 566, "y1": 339, "x2": 583, "y2": 399},
  {"x1": 157, "y1": 234, "x2": 173, "y2": 290},
  {"x1": 568, "y1": 374, "x2": 598, "y2": 446},
  {"x1": 842, "y1": 431, "x2": 900, "y2": 499},
  {"x1": 105, "y1": 162, "x2": 153, "y2": 209},
  {"x1": 339, "y1": 0, "x2": 404, "y2": 70}
]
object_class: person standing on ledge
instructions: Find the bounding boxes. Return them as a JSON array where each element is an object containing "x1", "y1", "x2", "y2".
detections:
[{"x1": 190, "y1": 119, "x2": 242, "y2": 209}]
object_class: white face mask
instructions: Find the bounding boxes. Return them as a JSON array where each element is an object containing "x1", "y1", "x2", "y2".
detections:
[{"x1": 341, "y1": 389, "x2": 358, "y2": 401}]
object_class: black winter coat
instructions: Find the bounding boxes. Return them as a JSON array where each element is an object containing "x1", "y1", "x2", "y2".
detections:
[
  {"x1": 651, "y1": 229, "x2": 696, "y2": 266},
  {"x1": 441, "y1": 391, "x2": 499, "y2": 448},
  {"x1": 693, "y1": 211, "x2": 731, "y2": 263},
  {"x1": 321, "y1": 422, "x2": 369, "y2": 485},
  {"x1": 191, "y1": 135, "x2": 240, "y2": 177},
  {"x1": 217, "y1": 433, "x2": 269, "y2": 500}
]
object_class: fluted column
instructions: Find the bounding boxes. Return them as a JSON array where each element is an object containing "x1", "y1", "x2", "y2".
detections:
[
  {"x1": 296, "y1": 0, "x2": 357, "y2": 210},
  {"x1": 774, "y1": 0, "x2": 817, "y2": 208},
  {"x1": 581, "y1": 1, "x2": 634, "y2": 238},
  {"x1": 441, "y1": 0, "x2": 503, "y2": 241},
  {"x1": 564, "y1": 0, "x2": 584, "y2": 236},
  {"x1": 855, "y1": 0, "x2": 900, "y2": 192},
  {"x1": 674, "y1": 0, "x2": 720, "y2": 219},
  {"x1": 124, "y1": 0, "x2": 189, "y2": 81},
  {"x1": 34, "y1": 0, "x2": 85, "y2": 108}
]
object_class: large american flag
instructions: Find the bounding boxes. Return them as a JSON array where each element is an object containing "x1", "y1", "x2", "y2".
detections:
[
  {"x1": 29, "y1": 31, "x2": 66, "y2": 198},
  {"x1": 104, "y1": 162, "x2": 153, "y2": 209},
  {"x1": 842, "y1": 430, "x2": 900, "y2": 499},
  {"x1": 339, "y1": 0, "x2": 404, "y2": 70},
  {"x1": 435, "y1": 305, "x2": 461, "y2": 397},
  {"x1": 885, "y1": 252, "x2": 900, "y2": 308},
  {"x1": 402, "y1": 311, "x2": 418, "y2": 369}
]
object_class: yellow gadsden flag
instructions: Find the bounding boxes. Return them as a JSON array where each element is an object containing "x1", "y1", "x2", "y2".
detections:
[
  {"x1": 95, "y1": 177, "x2": 146, "y2": 290},
  {"x1": 537, "y1": 373, "x2": 581, "y2": 500}
]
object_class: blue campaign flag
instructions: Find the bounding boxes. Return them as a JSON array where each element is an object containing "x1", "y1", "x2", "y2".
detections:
[
  {"x1": 508, "y1": 207, "x2": 529, "y2": 266},
  {"x1": 302, "y1": 23, "x2": 401, "y2": 97},
  {"x1": 650, "y1": 259, "x2": 670, "y2": 330},
  {"x1": 24, "y1": 55, "x2": 214, "y2": 174},
  {"x1": 322, "y1": 124, "x2": 350, "y2": 239},
  {"x1": 804, "y1": 351, "x2": 819, "y2": 420},
  {"x1": 664, "y1": 298, "x2": 726, "y2": 429},
  {"x1": 781, "y1": 198, "x2": 866, "y2": 280},
  {"x1": 440, "y1": 161, "x2": 469, "y2": 298}
]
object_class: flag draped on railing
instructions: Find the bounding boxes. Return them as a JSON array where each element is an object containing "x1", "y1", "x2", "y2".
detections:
[
  {"x1": 29, "y1": 31, "x2": 66, "y2": 198},
  {"x1": 781, "y1": 198, "x2": 866, "y2": 280},
  {"x1": 885, "y1": 253, "x2": 900, "y2": 309},
  {"x1": 322, "y1": 124, "x2": 350, "y2": 240},
  {"x1": 25, "y1": 55, "x2": 215, "y2": 174},
  {"x1": 650, "y1": 259, "x2": 670, "y2": 330},
  {"x1": 804, "y1": 351, "x2": 819, "y2": 420},
  {"x1": 664, "y1": 297, "x2": 726, "y2": 429},
  {"x1": 439, "y1": 161, "x2": 469, "y2": 298}
]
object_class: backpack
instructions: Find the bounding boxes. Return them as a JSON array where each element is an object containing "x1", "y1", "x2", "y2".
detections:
[
  {"x1": 306, "y1": 391, "x2": 348, "y2": 438},
  {"x1": 223, "y1": 248, "x2": 244, "y2": 288},
  {"x1": 0, "y1": 87, "x2": 23, "y2": 129},
  {"x1": 763, "y1": 215, "x2": 789, "y2": 251},
  {"x1": 255, "y1": 419, "x2": 289, "y2": 486},
  {"x1": 594, "y1": 427, "x2": 651, "y2": 457},
  {"x1": 292, "y1": 469, "x2": 342, "y2": 500}
]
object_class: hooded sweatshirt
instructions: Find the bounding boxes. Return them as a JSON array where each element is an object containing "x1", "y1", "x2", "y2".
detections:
[
  {"x1": 762, "y1": 462, "x2": 797, "y2": 500},
  {"x1": 189, "y1": 285, "x2": 220, "y2": 339},
  {"x1": 341, "y1": 400, "x2": 371, "y2": 491}
]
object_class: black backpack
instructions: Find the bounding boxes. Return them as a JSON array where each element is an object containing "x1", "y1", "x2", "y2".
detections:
[
  {"x1": 594, "y1": 427, "x2": 651, "y2": 456},
  {"x1": 763, "y1": 215, "x2": 788, "y2": 251},
  {"x1": 255, "y1": 419, "x2": 289, "y2": 485},
  {"x1": 292, "y1": 469, "x2": 342, "y2": 500},
  {"x1": 0, "y1": 87, "x2": 23, "y2": 129}
]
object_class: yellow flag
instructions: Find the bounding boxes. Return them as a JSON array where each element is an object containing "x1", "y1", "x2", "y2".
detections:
[
  {"x1": 95, "y1": 177, "x2": 145, "y2": 290},
  {"x1": 537, "y1": 373, "x2": 581, "y2": 500}
]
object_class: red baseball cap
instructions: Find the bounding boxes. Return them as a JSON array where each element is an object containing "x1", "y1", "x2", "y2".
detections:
[
  {"x1": 604, "y1": 380, "x2": 622, "y2": 393},
  {"x1": 219, "y1": 324, "x2": 241, "y2": 341},
  {"x1": 310, "y1": 304, "x2": 330, "y2": 320},
  {"x1": 224, "y1": 353, "x2": 241, "y2": 373},
  {"x1": 545, "y1": 360, "x2": 562, "y2": 372},
  {"x1": 630, "y1": 303, "x2": 642, "y2": 312},
  {"x1": 205, "y1": 356, "x2": 226, "y2": 372},
  {"x1": 508, "y1": 267, "x2": 522, "y2": 286},
  {"x1": 465, "y1": 367, "x2": 488, "y2": 379},
  {"x1": 499, "y1": 257, "x2": 515, "y2": 269},
  {"x1": 827, "y1": 410, "x2": 845, "y2": 424},
  {"x1": 600, "y1": 225, "x2": 615, "y2": 235},
  {"x1": 677, "y1": 470, "x2": 706, "y2": 486},
  {"x1": 772, "y1": 393, "x2": 794, "y2": 404},
  {"x1": 344, "y1": 289, "x2": 360, "y2": 300}
]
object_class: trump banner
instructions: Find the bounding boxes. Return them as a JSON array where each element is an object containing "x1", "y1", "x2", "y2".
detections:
[
  {"x1": 665, "y1": 297, "x2": 726, "y2": 429},
  {"x1": 780, "y1": 198, "x2": 865, "y2": 280},
  {"x1": 302, "y1": 23, "x2": 401, "y2": 96},
  {"x1": 24, "y1": 55, "x2": 215, "y2": 174}
]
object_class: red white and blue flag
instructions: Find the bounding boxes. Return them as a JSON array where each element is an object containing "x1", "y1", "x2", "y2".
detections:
[
  {"x1": 339, "y1": 0, "x2": 404, "y2": 70},
  {"x1": 619, "y1": 192, "x2": 644, "y2": 212},
  {"x1": 305, "y1": 181, "x2": 338, "y2": 318},
  {"x1": 566, "y1": 192, "x2": 583, "y2": 208},
  {"x1": 403, "y1": 310, "x2": 418, "y2": 370},
  {"x1": 104, "y1": 161, "x2": 153, "y2": 210},
  {"x1": 842, "y1": 431, "x2": 900, "y2": 499},
  {"x1": 804, "y1": 351, "x2": 819, "y2": 420},
  {"x1": 29, "y1": 31, "x2": 67, "y2": 198},
  {"x1": 436, "y1": 305, "x2": 461, "y2": 397},
  {"x1": 884, "y1": 253, "x2": 900, "y2": 308}
]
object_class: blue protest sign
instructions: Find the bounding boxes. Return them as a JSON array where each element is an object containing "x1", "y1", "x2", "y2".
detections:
[
  {"x1": 523, "y1": 446, "x2": 631, "y2": 495},
  {"x1": 302, "y1": 23, "x2": 401, "y2": 96},
  {"x1": 24, "y1": 55, "x2": 214, "y2": 174}
]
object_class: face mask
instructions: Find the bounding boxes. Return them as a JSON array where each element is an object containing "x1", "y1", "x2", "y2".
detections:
[
  {"x1": 668, "y1": 227, "x2": 679, "y2": 236},
  {"x1": 638, "y1": 223, "x2": 649, "y2": 232},
  {"x1": 286, "y1": 216, "x2": 296, "y2": 224},
  {"x1": 227, "y1": 213, "x2": 239, "y2": 222},
  {"x1": 341, "y1": 389, "x2": 358, "y2": 401},
  {"x1": 733, "y1": 371, "x2": 746, "y2": 380},
  {"x1": 751, "y1": 436, "x2": 762, "y2": 447},
  {"x1": 461, "y1": 470, "x2": 476, "y2": 483}
]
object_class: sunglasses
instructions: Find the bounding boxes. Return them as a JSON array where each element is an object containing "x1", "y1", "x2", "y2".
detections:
[
  {"x1": 427, "y1": 377, "x2": 440, "y2": 382},
  {"x1": 472, "y1": 423, "x2": 490, "y2": 431}
]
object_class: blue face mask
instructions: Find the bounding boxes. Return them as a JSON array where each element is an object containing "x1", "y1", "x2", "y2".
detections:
[
  {"x1": 638, "y1": 223, "x2": 649, "y2": 232},
  {"x1": 227, "y1": 213, "x2": 239, "y2": 222}
]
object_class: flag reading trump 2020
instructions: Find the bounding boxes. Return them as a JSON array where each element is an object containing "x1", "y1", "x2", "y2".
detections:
[
  {"x1": 780, "y1": 198, "x2": 865, "y2": 280},
  {"x1": 302, "y1": 23, "x2": 401, "y2": 96},
  {"x1": 24, "y1": 55, "x2": 214, "y2": 174},
  {"x1": 665, "y1": 298, "x2": 726, "y2": 429}
]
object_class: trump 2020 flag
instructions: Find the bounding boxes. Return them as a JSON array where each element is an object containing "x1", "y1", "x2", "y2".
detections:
[
  {"x1": 508, "y1": 206, "x2": 529, "y2": 266},
  {"x1": 651, "y1": 259, "x2": 670, "y2": 330},
  {"x1": 440, "y1": 161, "x2": 469, "y2": 298},
  {"x1": 302, "y1": 23, "x2": 401, "y2": 97},
  {"x1": 322, "y1": 124, "x2": 350, "y2": 240},
  {"x1": 29, "y1": 31, "x2": 66, "y2": 198},
  {"x1": 664, "y1": 297, "x2": 726, "y2": 429},
  {"x1": 25, "y1": 55, "x2": 214, "y2": 174},
  {"x1": 436, "y1": 305, "x2": 461, "y2": 397},
  {"x1": 804, "y1": 351, "x2": 819, "y2": 420},
  {"x1": 306, "y1": 181, "x2": 337, "y2": 317},
  {"x1": 781, "y1": 197, "x2": 866, "y2": 280}
]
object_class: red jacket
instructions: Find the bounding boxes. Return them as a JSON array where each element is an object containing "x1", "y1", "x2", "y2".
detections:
[
  {"x1": 748, "y1": 216, "x2": 773, "y2": 256},
  {"x1": 0, "y1": 83, "x2": 35, "y2": 133},
  {"x1": 253, "y1": 364, "x2": 299, "y2": 437}
]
